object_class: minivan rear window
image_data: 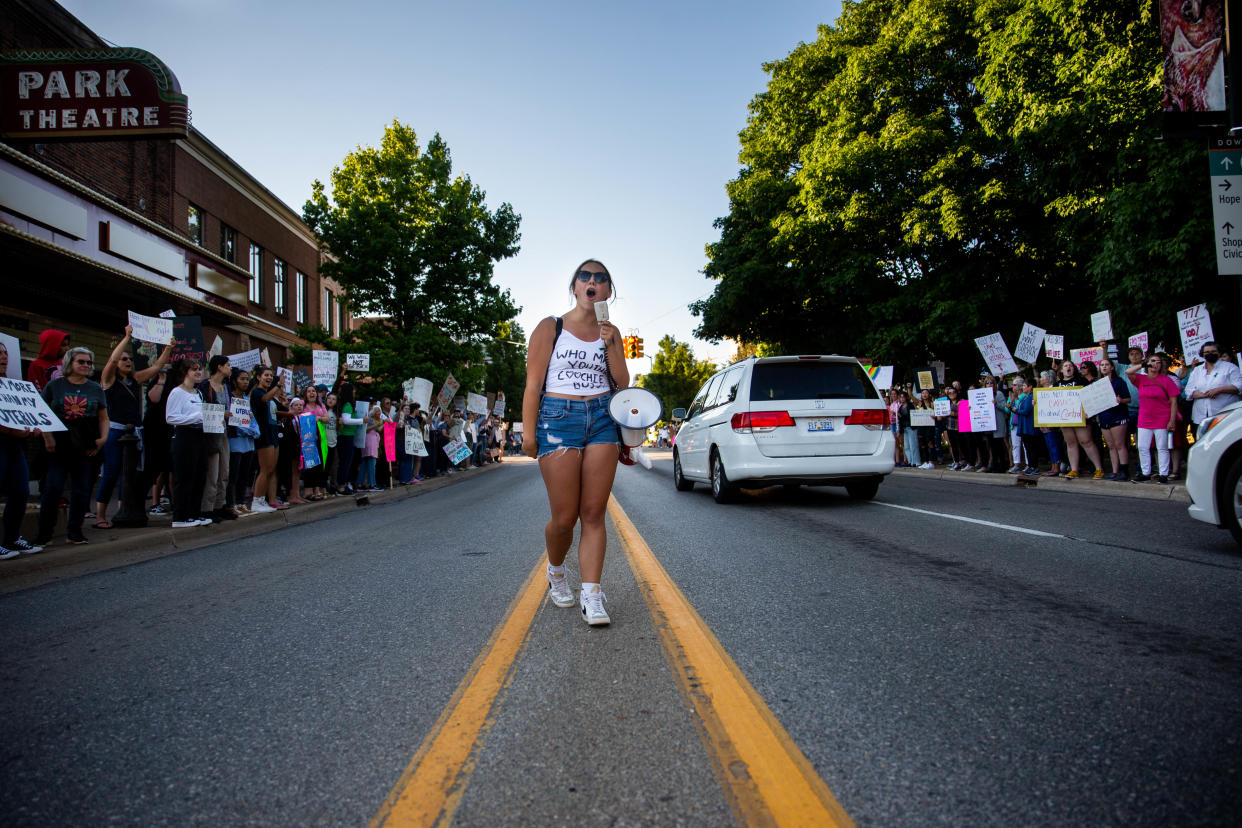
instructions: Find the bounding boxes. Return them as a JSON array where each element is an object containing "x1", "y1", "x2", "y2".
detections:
[{"x1": 749, "y1": 361, "x2": 877, "y2": 401}]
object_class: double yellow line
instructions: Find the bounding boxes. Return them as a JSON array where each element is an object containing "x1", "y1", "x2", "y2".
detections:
[{"x1": 371, "y1": 496, "x2": 852, "y2": 827}]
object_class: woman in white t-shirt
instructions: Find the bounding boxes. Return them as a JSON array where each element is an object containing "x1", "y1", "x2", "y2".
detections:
[{"x1": 521, "y1": 259, "x2": 628, "y2": 626}]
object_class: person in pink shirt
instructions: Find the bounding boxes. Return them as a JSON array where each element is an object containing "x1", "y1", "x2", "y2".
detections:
[{"x1": 1125, "y1": 356, "x2": 1181, "y2": 483}]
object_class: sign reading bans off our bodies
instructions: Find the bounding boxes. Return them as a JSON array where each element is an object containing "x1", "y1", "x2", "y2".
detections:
[{"x1": 0, "y1": 378, "x2": 66, "y2": 431}]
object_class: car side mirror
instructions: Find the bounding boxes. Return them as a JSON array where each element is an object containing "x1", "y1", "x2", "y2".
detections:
[{"x1": 672, "y1": 407, "x2": 686, "y2": 421}]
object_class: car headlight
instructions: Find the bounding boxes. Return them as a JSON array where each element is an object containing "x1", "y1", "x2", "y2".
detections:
[{"x1": 1199, "y1": 410, "x2": 1234, "y2": 439}]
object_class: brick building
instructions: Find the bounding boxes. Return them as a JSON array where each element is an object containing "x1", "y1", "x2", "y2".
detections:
[{"x1": 0, "y1": 0, "x2": 348, "y2": 374}]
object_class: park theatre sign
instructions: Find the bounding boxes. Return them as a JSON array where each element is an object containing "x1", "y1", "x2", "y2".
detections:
[{"x1": 0, "y1": 48, "x2": 188, "y2": 140}]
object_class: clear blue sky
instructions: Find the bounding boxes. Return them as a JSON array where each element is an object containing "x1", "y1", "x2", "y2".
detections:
[{"x1": 60, "y1": 0, "x2": 840, "y2": 375}]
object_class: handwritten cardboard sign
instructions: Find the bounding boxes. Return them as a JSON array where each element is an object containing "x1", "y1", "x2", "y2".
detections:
[
  {"x1": 1014, "y1": 322, "x2": 1046, "y2": 364},
  {"x1": 974, "y1": 333, "x2": 1019, "y2": 376},
  {"x1": 0, "y1": 377, "x2": 66, "y2": 431},
  {"x1": 968, "y1": 387, "x2": 997, "y2": 432},
  {"x1": 933, "y1": 397, "x2": 951, "y2": 417},
  {"x1": 910, "y1": 409, "x2": 934, "y2": 427},
  {"x1": 229, "y1": 397, "x2": 252, "y2": 429},
  {"x1": 1043, "y1": 334, "x2": 1064, "y2": 360},
  {"x1": 346, "y1": 353, "x2": 370, "y2": 371},
  {"x1": 1128, "y1": 332, "x2": 1149, "y2": 355},
  {"x1": 1178, "y1": 304, "x2": 1214, "y2": 358},
  {"x1": 466, "y1": 392, "x2": 488, "y2": 415},
  {"x1": 405, "y1": 427, "x2": 428, "y2": 457},
  {"x1": 1069, "y1": 346, "x2": 1104, "y2": 369},
  {"x1": 201, "y1": 403, "x2": 226, "y2": 434},
  {"x1": 1079, "y1": 377, "x2": 1121, "y2": 419},
  {"x1": 437, "y1": 374, "x2": 460, "y2": 412},
  {"x1": 493, "y1": 396, "x2": 506, "y2": 417},
  {"x1": 1033, "y1": 387, "x2": 1085, "y2": 427},
  {"x1": 443, "y1": 437, "x2": 471, "y2": 465},
  {"x1": 1090, "y1": 310, "x2": 1113, "y2": 341},
  {"x1": 312, "y1": 350, "x2": 338, "y2": 388},
  {"x1": 297, "y1": 413, "x2": 321, "y2": 469},
  {"x1": 127, "y1": 311, "x2": 173, "y2": 345},
  {"x1": 227, "y1": 349, "x2": 262, "y2": 372}
]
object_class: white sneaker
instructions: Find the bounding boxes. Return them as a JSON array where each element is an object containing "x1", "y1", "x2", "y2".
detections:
[
  {"x1": 580, "y1": 586, "x2": 610, "y2": 626},
  {"x1": 194, "y1": 518, "x2": 213, "y2": 526},
  {"x1": 547, "y1": 570, "x2": 575, "y2": 608},
  {"x1": 0, "y1": 545, "x2": 19, "y2": 560},
  {"x1": 172, "y1": 520, "x2": 198, "y2": 528},
  {"x1": 250, "y1": 498, "x2": 275, "y2": 513}
]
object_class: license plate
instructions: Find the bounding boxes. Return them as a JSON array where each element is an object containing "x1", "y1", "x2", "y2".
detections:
[{"x1": 807, "y1": 419, "x2": 835, "y2": 432}]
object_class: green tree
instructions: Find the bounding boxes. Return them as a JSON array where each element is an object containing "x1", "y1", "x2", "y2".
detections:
[
  {"x1": 302, "y1": 121, "x2": 523, "y2": 388},
  {"x1": 483, "y1": 321, "x2": 527, "y2": 422},
  {"x1": 637, "y1": 335, "x2": 717, "y2": 421}
]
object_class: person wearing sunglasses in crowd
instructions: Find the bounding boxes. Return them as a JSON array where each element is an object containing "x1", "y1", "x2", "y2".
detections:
[
  {"x1": 1126, "y1": 355, "x2": 1181, "y2": 483},
  {"x1": 93, "y1": 324, "x2": 174, "y2": 528},
  {"x1": 1182, "y1": 340, "x2": 1242, "y2": 441},
  {"x1": 523, "y1": 259, "x2": 627, "y2": 626},
  {"x1": 37, "y1": 347, "x2": 110, "y2": 545}
]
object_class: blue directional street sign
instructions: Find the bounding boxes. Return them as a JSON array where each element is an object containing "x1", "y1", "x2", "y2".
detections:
[{"x1": 1209, "y1": 147, "x2": 1242, "y2": 275}]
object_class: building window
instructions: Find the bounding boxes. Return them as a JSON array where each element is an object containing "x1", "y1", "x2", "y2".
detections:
[
  {"x1": 295, "y1": 271, "x2": 307, "y2": 323},
  {"x1": 322, "y1": 288, "x2": 332, "y2": 330},
  {"x1": 337, "y1": 300, "x2": 346, "y2": 336},
  {"x1": 273, "y1": 259, "x2": 287, "y2": 316},
  {"x1": 220, "y1": 224, "x2": 236, "y2": 263},
  {"x1": 249, "y1": 243, "x2": 263, "y2": 304},
  {"x1": 187, "y1": 204, "x2": 202, "y2": 246}
]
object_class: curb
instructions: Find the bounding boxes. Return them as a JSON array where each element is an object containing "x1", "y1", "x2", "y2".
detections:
[
  {"x1": 891, "y1": 467, "x2": 1192, "y2": 504},
  {"x1": 1, "y1": 459, "x2": 524, "y2": 595}
]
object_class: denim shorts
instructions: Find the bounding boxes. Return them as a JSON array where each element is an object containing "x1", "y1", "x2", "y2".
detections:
[{"x1": 536, "y1": 394, "x2": 620, "y2": 459}]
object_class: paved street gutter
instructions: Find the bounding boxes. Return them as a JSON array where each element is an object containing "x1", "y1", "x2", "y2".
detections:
[
  {"x1": 0, "y1": 461, "x2": 516, "y2": 595},
  {"x1": 890, "y1": 466, "x2": 1192, "y2": 503}
]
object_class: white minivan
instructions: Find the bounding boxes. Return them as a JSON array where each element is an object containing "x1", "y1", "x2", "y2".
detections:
[{"x1": 672, "y1": 355, "x2": 895, "y2": 503}]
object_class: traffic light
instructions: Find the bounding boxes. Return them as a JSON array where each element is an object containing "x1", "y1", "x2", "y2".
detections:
[
  {"x1": 622, "y1": 336, "x2": 634, "y2": 358},
  {"x1": 634, "y1": 337, "x2": 644, "y2": 358}
]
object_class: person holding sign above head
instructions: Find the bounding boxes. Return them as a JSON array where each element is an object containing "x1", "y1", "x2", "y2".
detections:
[
  {"x1": 249, "y1": 366, "x2": 288, "y2": 512},
  {"x1": 36, "y1": 347, "x2": 109, "y2": 546},
  {"x1": 1126, "y1": 355, "x2": 1181, "y2": 484},
  {"x1": 1052, "y1": 359, "x2": 1105, "y2": 480},
  {"x1": 522, "y1": 259, "x2": 628, "y2": 626},
  {"x1": 94, "y1": 324, "x2": 174, "y2": 529},
  {"x1": 1182, "y1": 340, "x2": 1242, "y2": 440},
  {"x1": 165, "y1": 359, "x2": 211, "y2": 529}
]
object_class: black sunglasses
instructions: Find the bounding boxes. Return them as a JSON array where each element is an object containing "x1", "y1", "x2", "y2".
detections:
[{"x1": 575, "y1": 270, "x2": 610, "y2": 284}]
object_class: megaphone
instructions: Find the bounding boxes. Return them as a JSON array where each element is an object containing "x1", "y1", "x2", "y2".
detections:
[{"x1": 609, "y1": 386, "x2": 662, "y2": 444}]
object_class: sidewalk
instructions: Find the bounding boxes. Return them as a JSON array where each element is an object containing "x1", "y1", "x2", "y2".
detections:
[
  {"x1": 1, "y1": 458, "x2": 530, "y2": 595},
  {"x1": 891, "y1": 464, "x2": 1191, "y2": 504}
]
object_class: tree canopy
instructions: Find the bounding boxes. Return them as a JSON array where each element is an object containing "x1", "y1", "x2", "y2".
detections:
[{"x1": 695, "y1": 0, "x2": 1228, "y2": 378}]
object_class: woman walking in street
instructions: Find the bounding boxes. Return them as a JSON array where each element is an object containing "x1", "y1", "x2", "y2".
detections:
[{"x1": 522, "y1": 259, "x2": 628, "y2": 626}]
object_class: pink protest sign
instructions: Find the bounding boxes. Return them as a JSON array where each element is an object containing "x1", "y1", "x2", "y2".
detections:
[{"x1": 383, "y1": 421, "x2": 397, "y2": 463}]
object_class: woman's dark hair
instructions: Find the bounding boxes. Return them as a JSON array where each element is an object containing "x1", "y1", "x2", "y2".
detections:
[
  {"x1": 229, "y1": 367, "x2": 250, "y2": 393},
  {"x1": 169, "y1": 357, "x2": 200, "y2": 388},
  {"x1": 208, "y1": 355, "x2": 230, "y2": 375},
  {"x1": 568, "y1": 258, "x2": 617, "y2": 300},
  {"x1": 252, "y1": 365, "x2": 274, "y2": 383},
  {"x1": 335, "y1": 382, "x2": 355, "y2": 414}
]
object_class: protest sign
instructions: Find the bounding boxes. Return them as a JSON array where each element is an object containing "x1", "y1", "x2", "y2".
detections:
[
  {"x1": 312, "y1": 350, "x2": 338, "y2": 387},
  {"x1": 229, "y1": 397, "x2": 252, "y2": 429},
  {"x1": 276, "y1": 367, "x2": 293, "y2": 394},
  {"x1": 910, "y1": 409, "x2": 935, "y2": 427},
  {"x1": 209, "y1": 336, "x2": 222, "y2": 358},
  {"x1": 1033, "y1": 387, "x2": 1085, "y2": 427},
  {"x1": 0, "y1": 332, "x2": 21, "y2": 378},
  {"x1": 863, "y1": 365, "x2": 894, "y2": 390},
  {"x1": 916, "y1": 370, "x2": 935, "y2": 391},
  {"x1": 405, "y1": 427, "x2": 429, "y2": 457},
  {"x1": 974, "y1": 333, "x2": 1019, "y2": 376},
  {"x1": 127, "y1": 311, "x2": 173, "y2": 345},
  {"x1": 297, "y1": 413, "x2": 321, "y2": 468},
  {"x1": 159, "y1": 309, "x2": 176, "y2": 319},
  {"x1": 1178, "y1": 304, "x2": 1214, "y2": 358},
  {"x1": 202, "y1": 403, "x2": 225, "y2": 434},
  {"x1": 1128, "y1": 332, "x2": 1149, "y2": 355},
  {"x1": 1014, "y1": 322, "x2": 1046, "y2": 364},
  {"x1": 493, "y1": 396, "x2": 506, "y2": 417},
  {"x1": 1079, "y1": 377, "x2": 1121, "y2": 419},
  {"x1": 404, "y1": 377, "x2": 432, "y2": 410},
  {"x1": 968, "y1": 387, "x2": 996, "y2": 432},
  {"x1": 170, "y1": 316, "x2": 206, "y2": 364},
  {"x1": 293, "y1": 368, "x2": 312, "y2": 392},
  {"x1": 437, "y1": 374, "x2": 460, "y2": 411},
  {"x1": 1090, "y1": 310, "x2": 1113, "y2": 341},
  {"x1": 1043, "y1": 334, "x2": 1064, "y2": 360},
  {"x1": 0, "y1": 377, "x2": 66, "y2": 431},
  {"x1": 227, "y1": 349, "x2": 262, "y2": 372},
  {"x1": 467, "y1": 392, "x2": 488, "y2": 416},
  {"x1": 443, "y1": 437, "x2": 471, "y2": 465},
  {"x1": 383, "y1": 421, "x2": 397, "y2": 463},
  {"x1": 933, "y1": 397, "x2": 951, "y2": 417},
  {"x1": 260, "y1": 348, "x2": 271, "y2": 367},
  {"x1": 1069, "y1": 346, "x2": 1104, "y2": 369},
  {"x1": 346, "y1": 353, "x2": 370, "y2": 371}
]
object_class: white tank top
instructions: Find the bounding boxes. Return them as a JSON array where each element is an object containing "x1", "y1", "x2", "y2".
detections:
[{"x1": 544, "y1": 326, "x2": 611, "y2": 395}]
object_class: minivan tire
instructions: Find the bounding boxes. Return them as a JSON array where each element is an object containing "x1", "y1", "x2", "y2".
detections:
[
  {"x1": 845, "y1": 478, "x2": 880, "y2": 500},
  {"x1": 711, "y1": 450, "x2": 738, "y2": 504},
  {"x1": 673, "y1": 450, "x2": 695, "y2": 492}
]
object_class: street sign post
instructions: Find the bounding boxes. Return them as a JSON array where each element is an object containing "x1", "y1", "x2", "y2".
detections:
[{"x1": 1209, "y1": 141, "x2": 1242, "y2": 275}]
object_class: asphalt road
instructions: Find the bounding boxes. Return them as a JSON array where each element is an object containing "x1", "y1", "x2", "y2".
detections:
[{"x1": 1, "y1": 454, "x2": 1238, "y2": 826}]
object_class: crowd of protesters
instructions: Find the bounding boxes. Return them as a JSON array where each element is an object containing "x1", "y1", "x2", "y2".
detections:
[
  {"x1": 0, "y1": 325, "x2": 511, "y2": 555},
  {"x1": 882, "y1": 340, "x2": 1240, "y2": 486}
]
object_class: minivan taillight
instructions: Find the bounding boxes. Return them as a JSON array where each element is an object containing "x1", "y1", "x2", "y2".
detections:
[
  {"x1": 731, "y1": 411, "x2": 796, "y2": 433},
  {"x1": 844, "y1": 408, "x2": 888, "y2": 429}
]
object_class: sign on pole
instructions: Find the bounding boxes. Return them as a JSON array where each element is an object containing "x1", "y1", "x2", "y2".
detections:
[{"x1": 1209, "y1": 140, "x2": 1242, "y2": 275}]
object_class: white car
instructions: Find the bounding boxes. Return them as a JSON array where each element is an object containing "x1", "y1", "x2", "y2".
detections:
[
  {"x1": 671, "y1": 355, "x2": 895, "y2": 503},
  {"x1": 1186, "y1": 400, "x2": 1242, "y2": 546}
]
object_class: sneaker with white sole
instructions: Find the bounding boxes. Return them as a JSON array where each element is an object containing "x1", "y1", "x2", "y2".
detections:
[
  {"x1": 171, "y1": 520, "x2": 199, "y2": 528},
  {"x1": 9, "y1": 537, "x2": 44, "y2": 555},
  {"x1": 580, "y1": 586, "x2": 610, "y2": 626},
  {"x1": 250, "y1": 498, "x2": 276, "y2": 513},
  {"x1": 0, "y1": 545, "x2": 19, "y2": 560},
  {"x1": 547, "y1": 570, "x2": 575, "y2": 608}
]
